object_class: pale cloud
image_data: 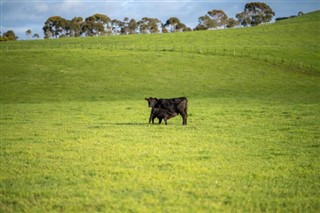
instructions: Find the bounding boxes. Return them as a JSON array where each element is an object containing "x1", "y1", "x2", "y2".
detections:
[{"x1": 35, "y1": 3, "x2": 50, "y2": 13}]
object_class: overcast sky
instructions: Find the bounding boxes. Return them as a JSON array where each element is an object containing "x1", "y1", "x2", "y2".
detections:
[{"x1": 1, "y1": 0, "x2": 319, "y2": 40}]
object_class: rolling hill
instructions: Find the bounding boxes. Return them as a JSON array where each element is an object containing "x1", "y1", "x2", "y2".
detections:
[{"x1": 0, "y1": 10, "x2": 319, "y2": 213}]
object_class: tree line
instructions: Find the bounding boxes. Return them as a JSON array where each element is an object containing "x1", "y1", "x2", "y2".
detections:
[
  {"x1": 1, "y1": 2, "x2": 278, "y2": 41},
  {"x1": 42, "y1": 2, "x2": 275, "y2": 38},
  {"x1": 43, "y1": 15, "x2": 178, "y2": 38}
]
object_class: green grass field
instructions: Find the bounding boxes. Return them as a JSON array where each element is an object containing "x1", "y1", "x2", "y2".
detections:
[{"x1": 1, "y1": 11, "x2": 319, "y2": 212}]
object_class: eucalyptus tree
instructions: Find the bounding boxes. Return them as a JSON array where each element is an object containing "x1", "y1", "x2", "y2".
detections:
[
  {"x1": 208, "y1": 10, "x2": 228, "y2": 28},
  {"x1": 164, "y1": 17, "x2": 189, "y2": 32},
  {"x1": 127, "y1": 18, "x2": 138, "y2": 34},
  {"x1": 138, "y1": 17, "x2": 161, "y2": 34},
  {"x1": 25, "y1": 29, "x2": 32, "y2": 37},
  {"x1": 194, "y1": 15, "x2": 217, "y2": 30},
  {"x1": 236, "y1": 2, "x2": 275, "y2": 26},
  {"x1": 164, "y1": 17, "x2": 180, "y2": 32},
  {"x1": 111, "y1": 19, "x2": 122, "y2": 35},
  {"x1": 195, "y1": 9, "x2": 228, "y2": 30},
  {"x1": 83, "y1": 14, "x2": 111, "y2": 36},
  {"x1": 69, "y1": 17, "x2": 83, "y2": 37},
  {"x1": 43, "y1": 16, "x2": 68, "y2": 38},
  {"x1": 148, "y1": 18, "x2": 162, "y2": 33},
  {"x1": 120, "y1": 17, "x2": 130, "y2": 34},
  {"x1": 226, "y1": 18, "x2": 240, "y2": 28},
  {"x1": 32, "y1": 34, "x2": 40, "y2": 39},
  {"x1": 117, "y1": 17, "x2": 138, "y2": 35},
  {"x1": 2, "y1": 30, "x2": 17, "y2": 41}
]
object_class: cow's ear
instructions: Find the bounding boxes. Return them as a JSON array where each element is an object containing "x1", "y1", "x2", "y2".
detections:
[
  {"x1": 155, "y1": 98, "x2": 158, "y2": 101},
  {"x1": 145, "y1": 98, "x2": 148, "y2": 101}
]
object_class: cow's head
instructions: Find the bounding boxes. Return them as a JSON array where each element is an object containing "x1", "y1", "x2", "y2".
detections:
[{"x1": 145, "y1": 97, "x2": 158, "y2": 108}]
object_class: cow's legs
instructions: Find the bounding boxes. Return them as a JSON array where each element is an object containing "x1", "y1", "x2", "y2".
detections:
[
  {"x1": 179, "y1": 110, "x2": 187, "y2": 125},
  {"x1": 181, "y1": 113, "x2": 187, "y2": 125},
  {"x1": 164, "y1": 118, "x2": 168, "y2": 125},
  {"x1": 159, "y1": 118, "x2": 162, "y2": 124},
  {"x1": 177, "y1": 100, "x2": 188, "y2": 125}
]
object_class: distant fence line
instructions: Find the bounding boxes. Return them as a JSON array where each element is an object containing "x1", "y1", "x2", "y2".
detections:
[{"x1": 0, "y1": 43, "x2": 318, "y2": 74}]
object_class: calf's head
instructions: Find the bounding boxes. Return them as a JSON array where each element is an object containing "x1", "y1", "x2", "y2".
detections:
[{"x1": 145, "y1": 97, "x2": 158, "y2": 108}]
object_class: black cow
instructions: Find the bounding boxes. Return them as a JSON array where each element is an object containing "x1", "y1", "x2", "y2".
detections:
[
  {"x1": 145, "y1": 97, "x2": 188, "y2": 125},
  {"x1": 149, "y1": 107, "x2": 178, "y2": 125}
]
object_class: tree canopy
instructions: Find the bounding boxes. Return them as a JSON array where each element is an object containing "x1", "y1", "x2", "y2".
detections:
[
  {"x1": 195, "y1": 9, "x2": 240, "y2": 31},
  {"x1": 195, "y1": 15, "x2": 217, "y2": 30},
  {"x1": 25, "y1": 29, "x2": 32, "y2": 37},
  {"x1": 138, "y1": 17, "x2": 162, "y2": 34},
  {"x1": 236, "y1": 2, "x2": 275, "y2": 26},
  {"x1": 164, "y1": 17, "x2": 184, "y2": 32},
  {"x1": 208, "y1": 10, "x2": 228, "y2": 28},
  {"x1": 1, "y1": 30, "x2": 17, "y2": 41},
  {"x1": 42, "y1": 15, "x2": 191, "y2": 38},
  {"x1": 43, "y1": 16, "x2": 69, "y2": 38}
]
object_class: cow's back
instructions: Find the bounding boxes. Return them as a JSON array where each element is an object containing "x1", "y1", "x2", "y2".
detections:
[{"x1": 159, "y1": 97, "x2": 187, "y2": 112}]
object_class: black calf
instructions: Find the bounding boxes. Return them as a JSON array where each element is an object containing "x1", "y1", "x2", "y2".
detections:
[{"x1": 149, "y1": 107, "x2": 177, "y2": 125}]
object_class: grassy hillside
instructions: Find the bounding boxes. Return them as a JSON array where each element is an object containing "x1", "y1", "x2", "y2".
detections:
[
  {"x1": 1, "y1": 49, "x2": 319, "y2": 104},
  {"x1": 0, "y1": 10, "x2": 319, "y2": 212},
  {"x1": 2, "y1": 10, "x2": 319, "y2": 72}
]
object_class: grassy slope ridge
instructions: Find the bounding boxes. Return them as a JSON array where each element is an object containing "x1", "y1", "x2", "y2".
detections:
[
  {"x1": 2, "y1": 10, "x2": 319, "y2": 71},
  {"x1": 0, "y1": 10, "x2": 319, "y2": 212}
]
